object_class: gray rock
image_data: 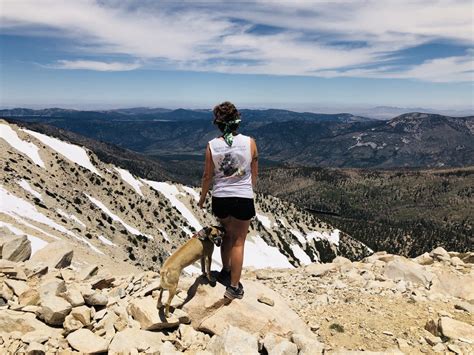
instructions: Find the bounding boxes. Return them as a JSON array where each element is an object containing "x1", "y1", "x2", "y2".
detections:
[
  {"x1": 66, "y1": 328, "x2": 108, "y2": 354},
  {"x1": 62, "y1": 287, "x2": 84, "y2": 307},
  {"x1": 291, "y1": 333, "x2": 325, "y2": 355},
  {"x1": 1, "y1": 235, "x2": 31, "y2": 262},
  {"x1": 127, "y1": 296, "x2": 181, "y2": 330},
  {"x1": 39, "y1": 295, "x2": 72, "y2": 326},
  {"x1": 439, "y1": 317, "x2": 474, "y2": 342},
  {"x1": 430, "y1": 247, "x2": 450, "y2": 261},
  {"x1": 0, "y1": 309, "x2": 61, "y2": 338},
  {"x1": 384, "y1": 258, "x2": 435, "y2": 288},
  {"x1": 207, "y1": 325, "x2": 259, "y2": 355},
  {"x1": 39, "y1": 278, "x2": 66, "y2": 299},
  {"x1": 305, "y1": 263, "x2": 337, "y2": 277},
  {"x1": 83, "y1": 291, "x2": 108, "y2": 306},
  {"x1": 257, "y1": 295, "x2": 275, "y2": 307},
  {"x1": 179, "y1": 324, "x2": 209, "y2": 350},
  {"x1": 263, "y1": 333, "x2": 298, "y2": 355},
  {"x1": 108, "y1": 328, "x2": 164, "y2": 353},
  {"x1": 4, "y1": 279, "x2": 29, "y2": 297},
  {"x1": 30, "y1": 241, "x2": 73, "y2": 269}
]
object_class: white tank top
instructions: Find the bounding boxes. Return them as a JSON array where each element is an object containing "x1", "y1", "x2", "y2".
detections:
[{"x1": 209, "y1": 134, "x2": 253, "y2": 199}]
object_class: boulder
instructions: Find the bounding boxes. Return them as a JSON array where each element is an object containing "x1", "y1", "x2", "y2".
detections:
[
  {"x1": 30, "y1": 241, "x2": 73, "y2": 269},
  {"x1": 384, "y1": 258, "x2": 435, "y2": 288},
  {"x1": 127, "y1": 296, "x2": 181, "y2": 330},
  {"x1": 39, "y1": 278, "x2": 66, "y2": 298},
  {"x1": 461, "y1": 252, "x2": 474, "y2": 264},
  {"x1": 0, "y1": 309, "x2": 61, "y2": 338},
  {"x1": 304, "y1": 263, "x2": 337, "y2": 277},
  {"x1": 66, "y1": 329, "x2": 108, "y2": 354},
  {"x1": 1, "y1": 235, "x2": 31, "y2": 262},
  {"x1": 0, "y1": 259, "x2": 22, "y2": 278},
  {"x1": 430, "y1": 270, "x2": 474, "y2": 301},
  {"x1": 39, "y1": 296, "x2": 72, "y2": 326},
  {"x1": 77, "y1": 265, "x2": 98, "y2": 280},
  {"x1": 19, "y1": 288, "x2": 40, "y2": 306},
  {"x1": 207, "y1": 325, "x2": 259, "y2": 355},
  {"x1": 108, "y1": 328, "x2": 164, "y2": 353},
  {"x1": 438, "y1": 317, "x2": 474, "y2": 342},
  {"x1": 179, "y1": 324, "x2": 209, "y2": 350},
  {"x1": 63, "y1": 314, "x2": 83, "y2": 333},
  {"x1": 90, "y1": 274, "x2": 115, "y2": 290},
  {"x1": 263, "y1": 333, "x2": 298, "y2": 355},
  {"x1": 4, "y1": 279, "x2": 29, "y2": 297},
  {"x1": 291, "y1": 333, "x2": 325, "y2": 355},
  {"x1": 182, "y1": 279, "x2": 313, "y2": 338},
  {"x1": 70, "y1": 305, "x2": 91, "y2": 325},
  {"x1": 83, "y1": 291, "x2": 108, "y2": 306},
  {"x1": 430, "y1": 247, "x2": 450, "y2": 261},
  {"x1": 413, "y1": 253, "x2": 434, "y2": 265},
  {"x1": 62, "y1": 287, "x2": 84, "y2": 307}
]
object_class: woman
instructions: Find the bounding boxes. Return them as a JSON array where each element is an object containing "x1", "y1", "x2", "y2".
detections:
[{"x1": 198, "y1": 101, "x2": 258, "y2": 300}]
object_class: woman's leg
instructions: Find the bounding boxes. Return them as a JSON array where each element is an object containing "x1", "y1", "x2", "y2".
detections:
[
  {"x1": 229, "y1": 217, "x2": 251, "y2": 287},
  {"x1": 218, "y1": 216, "x2": 232, "y2": 271}
]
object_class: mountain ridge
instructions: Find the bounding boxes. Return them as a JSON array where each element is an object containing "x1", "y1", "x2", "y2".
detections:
[{"x1": 3, "y1": 110, "x2": 472, "y2": 168}]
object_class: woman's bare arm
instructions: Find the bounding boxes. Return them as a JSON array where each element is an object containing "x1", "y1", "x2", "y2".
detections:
[
  {"x1": 250, "y1": 138, "x2": 258, "y2": 188},
  {"x1": 199, "y1": 144, "x2": 214, "y2": 208}
]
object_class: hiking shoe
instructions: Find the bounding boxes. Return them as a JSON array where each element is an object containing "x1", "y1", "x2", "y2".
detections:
[
  {"x1": 224, "y1": 283, "x2": 244, "y2": 300},
  {"x1": 216, "y1": 268, "x2": 231, "y2": 286}
]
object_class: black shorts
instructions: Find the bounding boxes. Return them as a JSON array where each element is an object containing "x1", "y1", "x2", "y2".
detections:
[{"x1": 212, "y1": 197, "x2": 256, "y2": 221}]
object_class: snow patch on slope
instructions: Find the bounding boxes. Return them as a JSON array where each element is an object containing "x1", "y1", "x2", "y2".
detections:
[
  {"x1": 244, "y1": 235, "x2": 294, "y2": 269},
  {"x1": 256, "y1": 213, "x2": 272, "y2": 229},
  {"x1": 143, "y1": 180, "x2": 202, "y2": 231},
  {"x1": 1, "y1": 185, "x2": 75, "y2": 238},
  {"x1": 114, "y1": 167, "x2": 143, "y2": 196},
  {"x1": 85, "y1": 194, "x2": 152, "y2": 239},
  {"x1": 98, "y1": 235, "x2": 116, "y2": 247},
  {"x1": 0, "y1": 124, "x2": 45, "y2": 167},
  {"x1": 182, "y1": 186, "x2": 199, "y2": 201},
  {"x1": 24, "y1": 129, "x2": 101, "y2": 176},
  {"x1": 290, "y1": 244, "x2": 312, "y2": 265},
  {"x1": 307, "y1": 229, "x2": 340, "y2": 245},
  {"x1": 17, "y1": 179, "x2": 42, "y2": 200},
  {"x1": 56, "y1": 209, "x2": 86, "y2": 228}
]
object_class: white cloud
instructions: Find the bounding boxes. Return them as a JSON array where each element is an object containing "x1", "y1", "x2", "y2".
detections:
[
  {"x1": 0, "y1": 0, "x2": 472, "y2": 81},
  {"x1": 316, "y1": 52, "x2": 474, "y2": 83},
  {"x1": 50, "y1": 60, "x2": 140, "y2": 71}
]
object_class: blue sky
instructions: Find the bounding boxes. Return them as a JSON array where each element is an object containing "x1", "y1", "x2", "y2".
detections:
[{"x1": 0, "y1": 0, "x2": 473, "y2": 111}]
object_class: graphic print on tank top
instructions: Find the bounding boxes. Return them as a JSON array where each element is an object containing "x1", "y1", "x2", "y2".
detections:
[{"x1": 219, "y1": 152, "x2": 245, "y2": 177}]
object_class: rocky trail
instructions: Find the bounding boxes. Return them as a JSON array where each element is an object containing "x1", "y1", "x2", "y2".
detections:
[{"x1": 1, "y1": 234, "x2": 473, "y2": 354}]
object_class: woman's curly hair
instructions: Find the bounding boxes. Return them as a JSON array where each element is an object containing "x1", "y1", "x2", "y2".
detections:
[{"x1": 213, "y1": 101, "x2": 240, "y2": 123}]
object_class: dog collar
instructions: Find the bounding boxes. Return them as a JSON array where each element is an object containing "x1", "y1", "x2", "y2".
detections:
[{"x1": 196, "y1": 229, "x2": 207, "y2": 241}]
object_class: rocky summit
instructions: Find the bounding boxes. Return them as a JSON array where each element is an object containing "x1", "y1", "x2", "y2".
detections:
[
  {"x1": 0, "y1": 120, "x2": 473, "y2": 354},
  {"x1": 0, "y1": 239, "x2": 473, "y2": 354}
]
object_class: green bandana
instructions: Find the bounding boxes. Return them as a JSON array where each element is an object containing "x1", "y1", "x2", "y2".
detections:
[{"x1": 222, "y1": 119, "x2": 241, "y2": 146}]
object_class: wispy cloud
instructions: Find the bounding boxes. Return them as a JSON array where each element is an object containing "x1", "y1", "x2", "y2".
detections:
[
  {"x1": 1, "y1": 0, "x2": 472, "y2": 81},
  {"x1": 48, "y1": 60, "x2": 141, "y2": 71}
]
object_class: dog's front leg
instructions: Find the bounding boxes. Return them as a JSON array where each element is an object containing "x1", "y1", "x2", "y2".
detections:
[
  {"x1": 157, "y1": 286, "x2": 163, "y2": 308},
  {"x1": 201, "y1": 256, "x2": 206, "y2": 275},
  {"x1": 204, "y1": 253, "x2": 215, "y2": 283},
  {"x1": 165, "y1": 285, "x2": 177, "y2": 317}
]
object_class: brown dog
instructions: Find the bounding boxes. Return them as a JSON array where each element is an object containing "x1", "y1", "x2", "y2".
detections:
[{"x1": 157, "y1": 226, "x2": 224, "y2": 316}]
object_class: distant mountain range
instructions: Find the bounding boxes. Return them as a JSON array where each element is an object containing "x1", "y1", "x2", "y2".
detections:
[
  {"x1": 0, "y1": 107, "x2": 375, "y2": 123},
  {"x1": 2, "y1": 108, "x2": 473, "y2": 168}
]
